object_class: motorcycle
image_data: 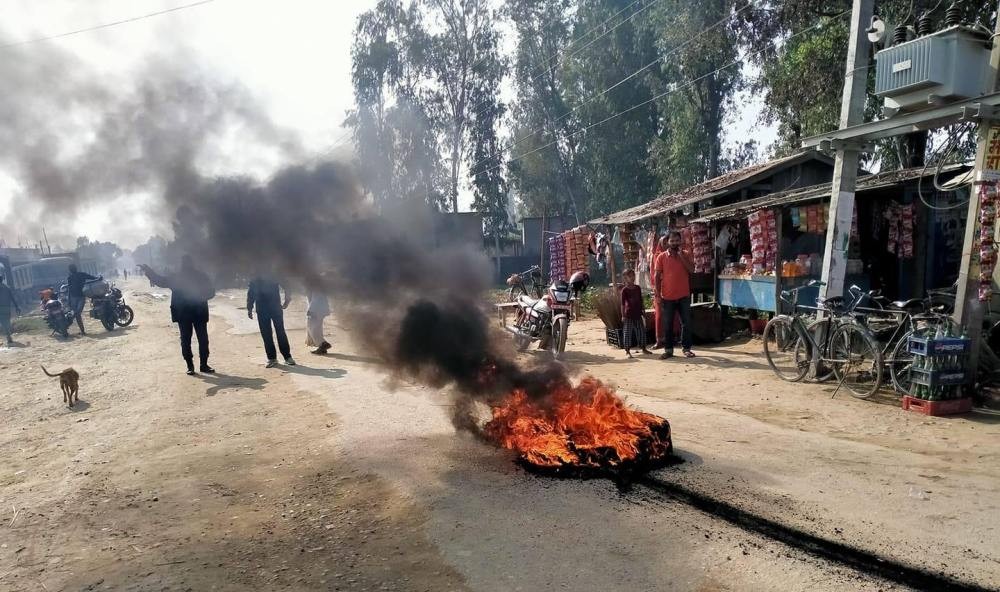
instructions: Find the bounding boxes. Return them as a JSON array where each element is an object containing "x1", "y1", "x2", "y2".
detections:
[
  {"x1": 39, "y1": 288, "x2": 72, "y2": 338},
  {"x1": 81, "y1": 279, "x2": 134, "y2": 331},
  {"x1": 506, "y1": 279, "x2": 574, "y2": 359}
]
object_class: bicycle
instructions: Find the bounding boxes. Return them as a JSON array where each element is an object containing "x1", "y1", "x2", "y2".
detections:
[
  {"x1": 505, "y1": 265, "x2": 544, "y2": 301},
  {"x1": 763, "y1": 281, "x2": 883, "y2": 398}
]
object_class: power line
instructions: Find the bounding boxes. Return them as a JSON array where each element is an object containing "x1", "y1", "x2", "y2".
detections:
[
  {"x1": 469, "y1": 0, "x2": 762, "y2": 175},
  {"x1": 0, "y1": 0, "x2": 218, "y2": 50},
  {"x1": 470, "y1": 9, "x2": 852, "y2": 179}
]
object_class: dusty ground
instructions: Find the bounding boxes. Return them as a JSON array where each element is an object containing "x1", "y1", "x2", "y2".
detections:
[{"x1": 1, "y1": 281, "x2": 998, "y2": 591}]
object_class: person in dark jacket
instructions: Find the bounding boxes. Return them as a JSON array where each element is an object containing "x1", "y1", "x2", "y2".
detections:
[
  {"x1": 0, "y1": 274, "x2": 21, "y2": 346},
  {"x1": 140, "y1": 256, "x2": 216, "y2": 375},
  {"x1": 66, "y1": 264, "x2": 98, "y2": 335},
  {"x1": 247, "y1": 275, "x2": 295, "y2": 368}
]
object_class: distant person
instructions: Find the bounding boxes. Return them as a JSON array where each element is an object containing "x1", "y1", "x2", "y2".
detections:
[
  {"x1": 66, "y1": 264, "x2": 98, "y2": 335},
  {"x1": 0, "y1": 275, "x2": 21, "y2": 346},
  {"x1": 247, "y1": 275, "x2": 295, "y2": 368},
  {"x1": 620, "y1": 269, "x2": 650, "y2": 358},
  {"x1": 653, "y1": 232, "x2": 695, "y2": 359},
  {"x1": 305, "y1": 286, "x2": 331, "y2": 355},
  {"x1": 140, "y1": 256, "x2": 216, "y2": 375},
  {"x1": 123, "y1": 269, "x2": 128, "y2": 280}
]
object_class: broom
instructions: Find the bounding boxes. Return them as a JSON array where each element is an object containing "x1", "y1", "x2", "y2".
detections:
[{"x1": 593, "y1": 287, "x2": 623, "y2": 330}]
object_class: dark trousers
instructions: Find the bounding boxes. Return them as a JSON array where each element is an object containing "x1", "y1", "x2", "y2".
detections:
[
  {"x1": 659, "y1": 297, "x2": 692, "y2": 352},
  {"x1": 257, "y1": 306, "x2": 291, "y2": 361},
  {"x1": 178, "y1": 320, "x2": 210, "y2": 366}
]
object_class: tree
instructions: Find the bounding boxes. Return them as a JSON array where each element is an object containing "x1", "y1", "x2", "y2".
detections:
[
  {"x1": 348, "y1": 0, "x2": 444, "y2": 210},
  {"x1": 425, "y1": 0, "x2": 507, "y2": 213},
  {"x1": 648, "y1": 0, "x2": 744, "y2": 191},
  {"x1": 562, "y1": 0, "x2": 660, "y2": 219},
  {"x1": 504, "y1": 0, "x2": 586, "y2": 221}
]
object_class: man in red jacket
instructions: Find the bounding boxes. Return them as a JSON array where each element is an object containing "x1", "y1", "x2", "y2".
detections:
[{"x1": 653, "y1": 231, "x2": 695, "y2": 359}]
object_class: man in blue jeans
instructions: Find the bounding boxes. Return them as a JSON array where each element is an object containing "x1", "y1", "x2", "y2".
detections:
[
  {"x1": 247, "y1": 275, "x2": 296, "y2": 368},
  {"x1": 653, "y1": 232, "x2": 695, "y2": 359},
  {"x1": 66, "y1": 264, "x2": 98, "y2": 335}
]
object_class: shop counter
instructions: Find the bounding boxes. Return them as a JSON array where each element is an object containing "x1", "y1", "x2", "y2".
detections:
[{"x1": 718, "y1": 275, "x2": 777, "y2": 312}]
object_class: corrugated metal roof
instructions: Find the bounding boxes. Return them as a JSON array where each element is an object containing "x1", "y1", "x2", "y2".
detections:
[
  {"x1": 588, "y1": 151, "x2": 834, "y2": 225},
  {"x1": 693, "y1": 163, "x2": 971, "y2": 223}
]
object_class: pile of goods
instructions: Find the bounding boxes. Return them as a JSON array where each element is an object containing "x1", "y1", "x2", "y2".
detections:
[
  {"x1": 619, "y1": 224, "x2": 641, "y2": 272},
  {"x1": 680, "y1": 222, "x2": 712, "y2": 273},
  {"x1": 548, "y1": 225, "x2": 592, "y2": 281},
  {"x1": 903, "y1": 330, "x2": 972, "y2": 416},
  {"x1": 979, "y1": 182, "x2": 998, "y2": 302},
  {"x1": 748, "y1": 209, "x2": 778, "y2": 274},
  {"x1": 885, "y1": 202, "x2": 915, "y2": 259},
  {"x1": 789, "y1": 204, "x2": 829, "y2": 234}
]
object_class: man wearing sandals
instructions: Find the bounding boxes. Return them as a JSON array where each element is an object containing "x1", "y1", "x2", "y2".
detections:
[{"x1": 654, "y1": 232, "x2": 695, "y2": 360}]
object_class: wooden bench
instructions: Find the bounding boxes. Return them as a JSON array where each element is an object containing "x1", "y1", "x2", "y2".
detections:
[{"x1": 496, "y1": 302, "x2": 520, "y2": 327}]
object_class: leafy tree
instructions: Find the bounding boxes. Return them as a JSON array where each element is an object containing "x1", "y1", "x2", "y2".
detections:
[
  {"x1": 647, "y1": 0, "x2": 744, "y2": 191},
  {"x1": 504, "y1": 0, "x2": 586, "y2": 221},
  {"x1": 348, "y1": 0, "x2": 444, "y2": 210},
  {"x1": 425, "y1": 0, "x2": 508, "y2": 213},
  {"x1": 562, "y1": 0, "x2": 661, "y2": 219}
]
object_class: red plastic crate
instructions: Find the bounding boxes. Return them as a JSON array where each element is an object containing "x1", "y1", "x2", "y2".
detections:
[{"x1": 902, "y1": 396, "x2": 973, "y2": 416}]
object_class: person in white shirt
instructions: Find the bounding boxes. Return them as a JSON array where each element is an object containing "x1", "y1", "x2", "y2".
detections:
[{"x1": 306, "y1": 288, "x2": 331, "y2": 355}]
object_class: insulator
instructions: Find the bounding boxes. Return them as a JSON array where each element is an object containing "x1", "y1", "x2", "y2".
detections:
[
  {"x1": 916, "y1": 12, "x2": 934, "y2": 36},
  {"x1": 944, "y1": 3, "x2": 963, "y2": 27},
  {"x1": 893, "y1": 24, "x2": 909, "y2": 45}
]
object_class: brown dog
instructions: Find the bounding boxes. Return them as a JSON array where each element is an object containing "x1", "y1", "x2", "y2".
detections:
[{"x1": 41, "y1": 366, "x2": 80, "y2": 407}]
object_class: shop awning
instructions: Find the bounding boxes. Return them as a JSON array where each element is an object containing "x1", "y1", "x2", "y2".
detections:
[
  {"x1": 693, "y1": 162, "x2": 971, "y2": 223},
  {"x1": 588, "y1": 151, "x2": 834, "y2": 225}
]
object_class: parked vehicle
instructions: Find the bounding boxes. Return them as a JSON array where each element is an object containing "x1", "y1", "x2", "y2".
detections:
[
  {"x1": 81, "y1": 279, "x2": 133, "y2": 331},
  {"x1": 506, "y1": 265, "x2": 545, "y2": 301},
  {"x1": 39, "y1": 288, "x2": 72, "y2": 338},
  {"x1": 504, "y1": 279, "x2": 574, "y2": 359}
]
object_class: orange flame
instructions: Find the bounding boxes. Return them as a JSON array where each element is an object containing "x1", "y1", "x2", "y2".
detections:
[{"x1": 484, "y1": 377, "x2": 672, "y2": 470}]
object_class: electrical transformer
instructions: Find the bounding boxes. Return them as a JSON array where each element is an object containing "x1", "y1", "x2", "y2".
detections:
[{"x1": 875, "y1": 25, "x2": 992, "y2": 116}]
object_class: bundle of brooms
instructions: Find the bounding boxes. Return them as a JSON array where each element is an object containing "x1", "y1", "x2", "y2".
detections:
[{"x1": 593, "y1": 287, "x2": 623, "y2": 330}]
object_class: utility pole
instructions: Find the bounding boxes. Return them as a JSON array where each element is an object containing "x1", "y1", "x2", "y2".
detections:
[
  {"x1": 953, "y1": 0, "x2": 1000, "y2": 376},
  {"x1": 818, "y1": 0, "x2": 874, "y2": 300}
]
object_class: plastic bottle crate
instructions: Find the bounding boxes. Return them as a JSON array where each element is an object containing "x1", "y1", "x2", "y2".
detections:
[
  {"x1": 908, "y1": 367, "x2": 968, "y2": 388},
  {"x1": 907, "y1": 336, "x2": 970, "y2": 357},
  {"x1": 902, "y1": 396, "x2": 973, "y2": 416},
  {"x1": 606, "y1": 326, "x2": 657, "y2": 349}
]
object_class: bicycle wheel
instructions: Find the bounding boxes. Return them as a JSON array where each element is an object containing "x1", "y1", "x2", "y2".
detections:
[
  {"x1": 829, "y1": 323, "x2": 883, "y2": 398},
  {"x1": 763, "y1": 316, "x2": 809, "y2": 382},
  {"x1": 804, "y1": 318, "x2": 836, "y2": 382},
  {"x1": 888, "y1": 331, "x2": 915, "y2": 395}
]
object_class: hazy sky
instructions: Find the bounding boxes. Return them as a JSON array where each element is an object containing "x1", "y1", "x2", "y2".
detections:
[{"x1": 0, "y1": 0, "x2": 774, "y2": 250}]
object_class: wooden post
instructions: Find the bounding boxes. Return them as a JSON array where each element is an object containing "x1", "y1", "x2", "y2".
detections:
[
  {"x1": 774, "y1": 208, "x2": 783, "y2": 315},
  {"x1": 954, "y1": 0, "x2": 1000, "y2": 376},
  {"x1": 607, "y1": 225, "x2": 617, "y2": 288},
  {"x1": 540, "y1": 212, "x2": 547, "y2": 280}
]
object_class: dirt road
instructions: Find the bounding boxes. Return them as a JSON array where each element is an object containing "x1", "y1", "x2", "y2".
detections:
[{"x1": 1, "y1": 283, "x2": 998, "y2": 591}]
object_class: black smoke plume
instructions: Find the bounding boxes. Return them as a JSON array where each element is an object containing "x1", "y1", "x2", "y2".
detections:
[{"x1": 170, "y1": 160, "x2": 570, "y2": 424}]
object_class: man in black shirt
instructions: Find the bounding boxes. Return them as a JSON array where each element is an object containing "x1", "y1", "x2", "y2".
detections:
[
  {"x1": 66, "y1": 264, "x2": 98, "y2": 335},
  {"x1": 247, "y1": 276, "x2": 295, "y2": 368},
  {"x1": 140, "y1": 256, "x2": 216, "y2": 375}
]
